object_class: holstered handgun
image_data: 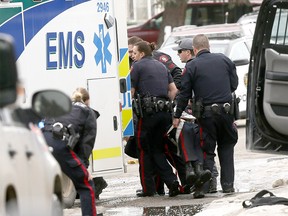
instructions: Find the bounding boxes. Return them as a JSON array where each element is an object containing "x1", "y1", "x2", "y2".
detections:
[
  {"x1": 230, "y1": 92, "x2": 240, "y2": 120},
  {"x1": 137, "y1": 94, "x2": 143, "y2": 118},
  {"x1": 132, "y1": 98, "x2": 140, "y2": 117},
  {"x1": 192, "y1": 98, "x2": 203, "y2": 119},
  {"x1": 142, "y1": 96, "x2": 154, "y2": 115},
  {"x1": 66, "y1": 124, "x2": 80, "y2": 150}
]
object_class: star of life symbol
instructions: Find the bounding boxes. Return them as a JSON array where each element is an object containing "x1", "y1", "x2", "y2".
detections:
[{"x1": 93, "y1": 24, "x2": 112, "y2": 73}]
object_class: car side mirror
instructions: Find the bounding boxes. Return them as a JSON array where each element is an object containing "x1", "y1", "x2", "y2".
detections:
[
  {"x1": 32, "y1": 90, "x2": 72, "y2": 118},
  {"x1": 0, "y1": 33, "x2": 18, "y2": 108}
]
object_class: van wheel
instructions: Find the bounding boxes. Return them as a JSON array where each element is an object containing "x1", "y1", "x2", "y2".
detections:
[
  {"x1": 62, "y1": 174, "x2": 77, "y2": 208},
  {"x1": 6, "y1": 198, "x2": 19, "y2": 216}
]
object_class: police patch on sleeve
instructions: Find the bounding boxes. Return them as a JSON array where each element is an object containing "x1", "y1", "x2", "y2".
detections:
[{"x1": 159, "y1": 55, "x2": 169, "y2": 63}]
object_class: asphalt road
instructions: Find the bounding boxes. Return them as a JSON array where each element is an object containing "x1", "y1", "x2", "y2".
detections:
[{"x1": 64, "y1": 120, "x2": 286, "y2": 216}]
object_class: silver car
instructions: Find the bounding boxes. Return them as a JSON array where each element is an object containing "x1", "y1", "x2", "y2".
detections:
[{"x1": 0, "y1": 34, "x2": 71, "y2": 216}]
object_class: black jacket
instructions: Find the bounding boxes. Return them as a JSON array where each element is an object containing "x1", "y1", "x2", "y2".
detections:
[
  {"x1": 175, "y1": 50, "x2": 238, "y2": 118},
  {"x1": 153, "y1": 50, "x2": 182, "y2": 89},
  {"x1": 55, "y1": 102, "x2": 97, "y2": 167}
]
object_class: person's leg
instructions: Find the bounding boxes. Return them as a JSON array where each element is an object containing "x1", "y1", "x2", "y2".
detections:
[
  {"x1": 217, "y1": 114, "x2": 238, "y2": 193},
  {"x1": 151, "y1": 112, "x2": 180, "y2": 197},
  {"x1": 44, "y1": 132, "x2": 97, "y2": 216},
  {"x1": 208, "y1": 165, "x2": 218, "y2": 193},
  {"x1": 136, "y1": 118, "x2": 156, "y2": 196},
  {"x1": 62, "y1": 150, "x2": 96, "y2": 216}
]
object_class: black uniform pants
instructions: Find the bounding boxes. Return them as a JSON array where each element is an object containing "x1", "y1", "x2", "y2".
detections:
[
  {"x1": 198, "y1": 110, "x2": 238, "y2": 191},
  {"x1": 43, "y1": 132, "x2": 96, "y2": 216},
  {"x1": 155, "y1": 142, "x2": 187, "y2": 193},
  {"x1": 164, "y1": 144, "x2": 187, "y2": 186},
  {"x1": 136, "y1": 111, "x2": 178, "y2": 194}
]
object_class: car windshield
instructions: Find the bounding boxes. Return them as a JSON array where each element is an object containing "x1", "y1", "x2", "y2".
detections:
[{"x1": 209, "y1": 43, "x2": 228, "y2": 55}]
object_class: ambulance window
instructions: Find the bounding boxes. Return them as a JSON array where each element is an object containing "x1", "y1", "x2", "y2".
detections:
[{"x1": 270, "y1": 8, "x2": 288, "y2": 45}]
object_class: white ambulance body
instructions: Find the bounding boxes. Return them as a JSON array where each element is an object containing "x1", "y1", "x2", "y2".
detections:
[{"x1": 0, "y1": 0, "x2": 133, "y2": 177}]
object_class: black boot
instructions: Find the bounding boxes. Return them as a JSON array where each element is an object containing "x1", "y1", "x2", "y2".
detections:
[
  {"x1": 168, "y1": 180, "x2": 180, "y2": 197},
  {"x1": 185, "y1": 162, "x2": 197, "y2": 185},
  {"x1": 193, "y1": 186, "x2": 205, "y2": 199},
  {"x1": 193, "y1": 163, "x2": 212, "y2": 187},
  {"x1": 192, "y1": 163, "x2": 212, "y2": 199},
  {"x1": 208, "y1": 177, "x2": 217, "y2": 193}
]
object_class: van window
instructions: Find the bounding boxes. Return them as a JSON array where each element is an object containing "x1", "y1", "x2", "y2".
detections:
[{"x1": 270, "y1": 8, "x2": 288, "y2": 45}]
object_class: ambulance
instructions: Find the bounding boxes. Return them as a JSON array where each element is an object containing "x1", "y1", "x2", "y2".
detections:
[{"x1": 0, "y1": 0, "x2": 133, "y2": 207}]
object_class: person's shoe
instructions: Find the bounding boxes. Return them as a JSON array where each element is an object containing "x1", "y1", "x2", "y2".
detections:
[
  {"x1": 136, "y1": 190, "x2": 156, "y2": 197},
  {"x1": 185, "y1": 162, "x2": 197, "y2": 185},
  {"x1": 193, "y1": 187, "x2": 205, "y2": 199},
  {"x1": 222, "y1": 188, "x2": 235, "y2": 193},
  {"x1": 168, "y1": 180, "x2": 180, "y2": 197},
  {"x1": 208, "y1": 177, "x2": 217, "y2": 193},
  {"x1": 157, "y1": 190, "x2": 165, "y2": 196},
  {"x1": 193, "y1": 163, "x2": 212, "y2": 187},
  {"x1": 93, "y1": 177, "x2": 108, "y2": 197}
]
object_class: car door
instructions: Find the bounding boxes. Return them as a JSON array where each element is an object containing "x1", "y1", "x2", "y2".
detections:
[
  {"x1": 246, "y1": 0, "x2": 288, "y2": 153},
  {"x1": 0, "y1": 109, "x2": 31, "y2": 215}
]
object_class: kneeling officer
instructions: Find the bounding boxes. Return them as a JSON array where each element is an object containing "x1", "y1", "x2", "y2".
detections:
[{"x1": 41, "y1": 91, "x2": 98, "y2": 216}]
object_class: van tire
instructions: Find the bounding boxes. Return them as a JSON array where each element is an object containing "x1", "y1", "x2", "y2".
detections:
[{"x1": 62, "y1": 174, "x2": 77, "y2": 208}]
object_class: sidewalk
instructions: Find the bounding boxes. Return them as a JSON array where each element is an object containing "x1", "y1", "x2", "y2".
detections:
[{"x1": 196, "y1": 157, "x2": 288, "y2": 216}]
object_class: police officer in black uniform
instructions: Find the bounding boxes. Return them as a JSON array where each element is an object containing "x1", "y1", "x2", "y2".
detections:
[
  {"x1": 173, "y1": 38, "x2": 219, "y2": 195},
  {"x1": 42, "y1": 91, "x2": 98, "y2": 216},
  {"x1": 131, "y1": 40, "x2": 180, "y2": 197},
  {"x1": 152, "y1": 50, "x2": 182, "y2": 90},
  {"x1": 128, "y1": 36, "x2": 188, "y2": 195},
  {"x1": 173, "y1": 34, "x2": 238, "y2": 197}
]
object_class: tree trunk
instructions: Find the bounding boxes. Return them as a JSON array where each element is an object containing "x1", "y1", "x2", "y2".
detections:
[{"x1": 157, "y1": 0, "x2": 187, "y2": 46}]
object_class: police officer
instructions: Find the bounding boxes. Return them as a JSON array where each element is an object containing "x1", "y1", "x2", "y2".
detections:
[
  {"x1": 128, "y1": 36, "x2": 143, "y2": 67},
  {"x1": 173, "y1": 34, "x2": 238, "y2": 197},
  {"x1": 152, "y1": 50, "x2": 182, "y2": 90},
  {"x1": 128, "y1": 36, "x2": 182, "y2": 90},
  {"x1": 72, "y1": 87, "x2": 108, "y2": 200},
  {"x1": 131, "y1": 40, "x2": 180, "y2": 197},
  {"x1": 128, "y1": 36, "x2": 188, "y2": 195},
  {"x1": 173, "y1": 38, "x2": 219, "y2": 194},
  {"x1": 172, "y1": 38, "x2": 211, "y2": 198},
  {"x1": 42, "y1": 89, "x2": 98, "y2": 216},
  {"x1": 172, "y1": 38, "x2": 194, "y2": 64}
]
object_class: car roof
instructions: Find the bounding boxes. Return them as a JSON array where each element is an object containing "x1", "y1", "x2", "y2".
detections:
[
  {"x1": 161, "y1": 23, "x2": 249, "y2": 48},
  {"x1": 171, "y1": 23, "x2": 245, "y2": 38}
]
